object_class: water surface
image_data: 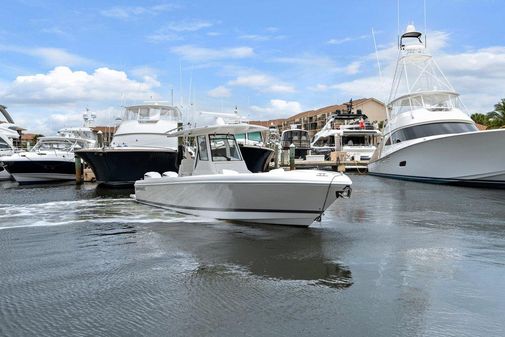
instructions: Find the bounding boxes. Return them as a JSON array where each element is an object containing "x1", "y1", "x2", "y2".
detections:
[{"x1": 1, "y1": 176, "x2": 504, "y2": 336}]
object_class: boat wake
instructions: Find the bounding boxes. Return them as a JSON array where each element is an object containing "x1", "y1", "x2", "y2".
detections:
[{"x1": 0, "y1": 198, "x2": 204, "y2": 230}]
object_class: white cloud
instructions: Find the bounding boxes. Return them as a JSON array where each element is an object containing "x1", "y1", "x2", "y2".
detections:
[
  {"x1": 228, "y1": 74, "x2": 295, "y2": 93},
  {"x1": 165, "y1": 19, "x2": 213, "y2": 32},
  {"x1": 0, "y1": 45, "x2": 93, "y2": 67},
  {"x1": 41, "y1": 27, "x2": 71, "y2": 38},
  {"x1": 147, "y1": 20, "x2": 214, "y2": 43},
  {"x1": 208, "y1": 86, "x2": 231, "y2": 98},
  {"x1": 147, "y1": 32, "x2": 181, "y2": 43},
  {"x1": 345, "y1": 61, "x2": 361, "y2": 75},
  {"x1": 239, "y1": 34, "x2": 285, "y2": 41},
  {"x1": 272, "y1": 55, "x2": 361, "y2": 75},
  {"x1": 327, "y1": 34, "x2": 369, "y2": 45},
  {"x1": 100, "y1": 4, "x2": 177, "y2": 19},
  {"x1": 250, "y1": 99, "x2": 302, "y2": 117},
  {"x1": 170, "y1": 45, "x2": 254, "y2": 61},
  {"x1": 0, "y1": 66, "x2": 160, "y2": 105},
  {"x1": 13, "y1": 106, "x2": 123, "y2": 136}
]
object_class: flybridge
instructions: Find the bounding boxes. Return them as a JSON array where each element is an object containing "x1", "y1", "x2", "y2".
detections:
[{"x1": 388, "y1": 25, "x2": 459, "y2": 118}]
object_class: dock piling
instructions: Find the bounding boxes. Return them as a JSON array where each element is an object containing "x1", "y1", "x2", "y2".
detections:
[
  {"x1": 75, "y1": 157, "x2": 82, "y2": 184},
  {"x1": 289, "y1": 143, "x2": 296, "y2": 170}
]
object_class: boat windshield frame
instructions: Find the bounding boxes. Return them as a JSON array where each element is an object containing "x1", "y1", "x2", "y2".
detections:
[
  {"x1": 208, "y1": 134, "x2": 242, "y2": 162},
  {"x1": 32, "y1": 138, "x2": 89, "y2": 152},
  {"x1": 124, "y1": 105, "x2": 180, "y2": 123},
  {"x1": 389, "y1": 91, "x2": 462, "y2": 117}
]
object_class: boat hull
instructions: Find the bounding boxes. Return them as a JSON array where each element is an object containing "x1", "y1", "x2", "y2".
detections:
[
  {"x1": 134, "y1": 170, "x2": 352, "y2": 227},
  {"x1": 76, "y1": 148, "x2": 178, "y2": 187},
  {"x1": 239, "y1": 145, "x2": 274, "y2": 172},
  {"x1": 368, "y1": 129, "x2": 505, "y2": 188},
  {"x1": 1, "y1": 158, "x2": 77, "y2": 184}
]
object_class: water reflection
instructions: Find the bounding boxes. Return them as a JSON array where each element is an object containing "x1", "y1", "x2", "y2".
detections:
[{"x1": 153, "y1": 224, "x2": 353, "y2": 289}]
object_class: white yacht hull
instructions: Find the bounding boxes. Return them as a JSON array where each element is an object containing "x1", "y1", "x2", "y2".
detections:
[
  {"x1": 368, "y1": 129, "x2": 505, "y2": 187},
  {"x1": 134, "y1": 170, "x2": 352, "y2": 227},
  {"x1": 10, "y1": 172, "x2": 76, "y2": 184}
]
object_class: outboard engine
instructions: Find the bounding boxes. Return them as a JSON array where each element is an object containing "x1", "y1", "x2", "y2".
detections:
[
  {"x1": 162, "y1": 171, "x2": 178, "y2": 177},
  {"x1": 144, "y1": 172, "x2": 161, "y2": 179}
]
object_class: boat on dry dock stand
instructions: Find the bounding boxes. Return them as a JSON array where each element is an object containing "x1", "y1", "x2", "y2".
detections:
[{"x1": 133, "y1": 122, "x2": 352, "y2": 227}]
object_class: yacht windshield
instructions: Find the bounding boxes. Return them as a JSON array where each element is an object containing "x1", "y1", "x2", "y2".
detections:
[
  {"x1": 125, "y1": 105, "x2": 180, "y2": 122},
  {"x1": 33, "y1": 140, "x2": 77, "y2": 151},
  {"x1": 281, "y1": 130, "x2": 310, "y2": 149},
  {"x1": 247, "y1": 131, "x2": 262, "y2": 142},
  {"x1": 390, "y1": 92, "x2": 463, "y2": 116},
  {"x1": 386, "y1": 122, "x2": 477, "y2": 145},
  {"x1": 342, "y1": 136, "x2": 371, "y2": 146},
  {"x1": 209, "y1": 134, "x2": 242, "y2": 161},
  {"x1": 235, "y1": 131, "x2": 263, "y2": 144}
]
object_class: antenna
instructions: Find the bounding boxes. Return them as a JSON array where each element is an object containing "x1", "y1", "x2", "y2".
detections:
[
  {"x1": 424, "y1": 0, "x2": 427, "y2": 48},
  {"x1": 188, "y1": 67, "x2": 193, "y2": 108},
  {"x1": 397, "y1": 0, "x2": 400, "y2": 48},
  {"x1": 371, "y1": 28, "x2": 383, "y2": 82},
  {"x1": 179, "y1": 61, "x2": 183, "y2": 106}
]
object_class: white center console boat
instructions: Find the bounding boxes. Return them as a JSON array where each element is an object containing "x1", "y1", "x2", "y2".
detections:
[{"x1": 134, "y1": 122, "x2": 352, "y2": 227}]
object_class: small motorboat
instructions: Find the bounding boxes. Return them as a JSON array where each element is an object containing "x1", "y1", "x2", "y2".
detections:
[{"x1": 133, "y1": 122, "x2": 352, "y2": 227}]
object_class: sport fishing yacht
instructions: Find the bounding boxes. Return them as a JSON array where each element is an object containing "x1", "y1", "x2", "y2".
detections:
[
  {"x1": 76, "y1": 102, "x2": 181, "y2": 187},
  {"x1": 368, "y1": 25, "x2": 505, "y2": 187},
  {"x1": 134, "y1": 122, "x2": 352, "y2": 227},
  {"x1": 0, "y1": 113, "x2": 97, "y2": 184}
]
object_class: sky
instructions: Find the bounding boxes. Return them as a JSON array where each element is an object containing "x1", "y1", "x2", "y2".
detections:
[{"x1": 1, "y1": 0, "x2": 504, "y2": 134}]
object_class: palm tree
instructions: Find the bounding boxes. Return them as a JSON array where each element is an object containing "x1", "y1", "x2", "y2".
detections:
[
  {"x1": 471, "y1": 113, "x2": 489, "y2": 126},
  {"x1": 487, "y1": 98, "x2": 505, "y2": 128}
]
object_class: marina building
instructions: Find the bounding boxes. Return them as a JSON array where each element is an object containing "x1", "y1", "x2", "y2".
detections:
[{"x1": 251, "y1": 98, "x2": 386, "y2": 138}]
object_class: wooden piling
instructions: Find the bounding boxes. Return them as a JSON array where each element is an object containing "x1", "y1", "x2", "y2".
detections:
[
  {"x1": 289, "y1": 143, "x2": 295, "y2": 171},
  {"x1": 75, "y1": 156, "x2": 82, "y2": 184}
]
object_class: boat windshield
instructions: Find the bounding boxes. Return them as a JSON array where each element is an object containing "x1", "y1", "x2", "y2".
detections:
[
  {"x1": 281, "y1": 130, "x2": 310, "y2": 149},
  {"x1": 342, "y1": 136, "x2": 372, "y2": 147},
  {"x1": 209, "y1": 134, "x2": 242, "y2": 161},
  {"x1": 32, "y1": 139, "x2": 86, "y2": 151},
  {"x1": 386, "y1": 122, "x2": 478, "y2": 145},
  {"x1": 390, "y1": 92, "x2": 463, "y2": 117},
  {"x1": 235, "y1": 131, "x2": 263, "y2": 144},
  {"x1": 124, "y1": 105, "x2": 180, "y2": 122}
]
